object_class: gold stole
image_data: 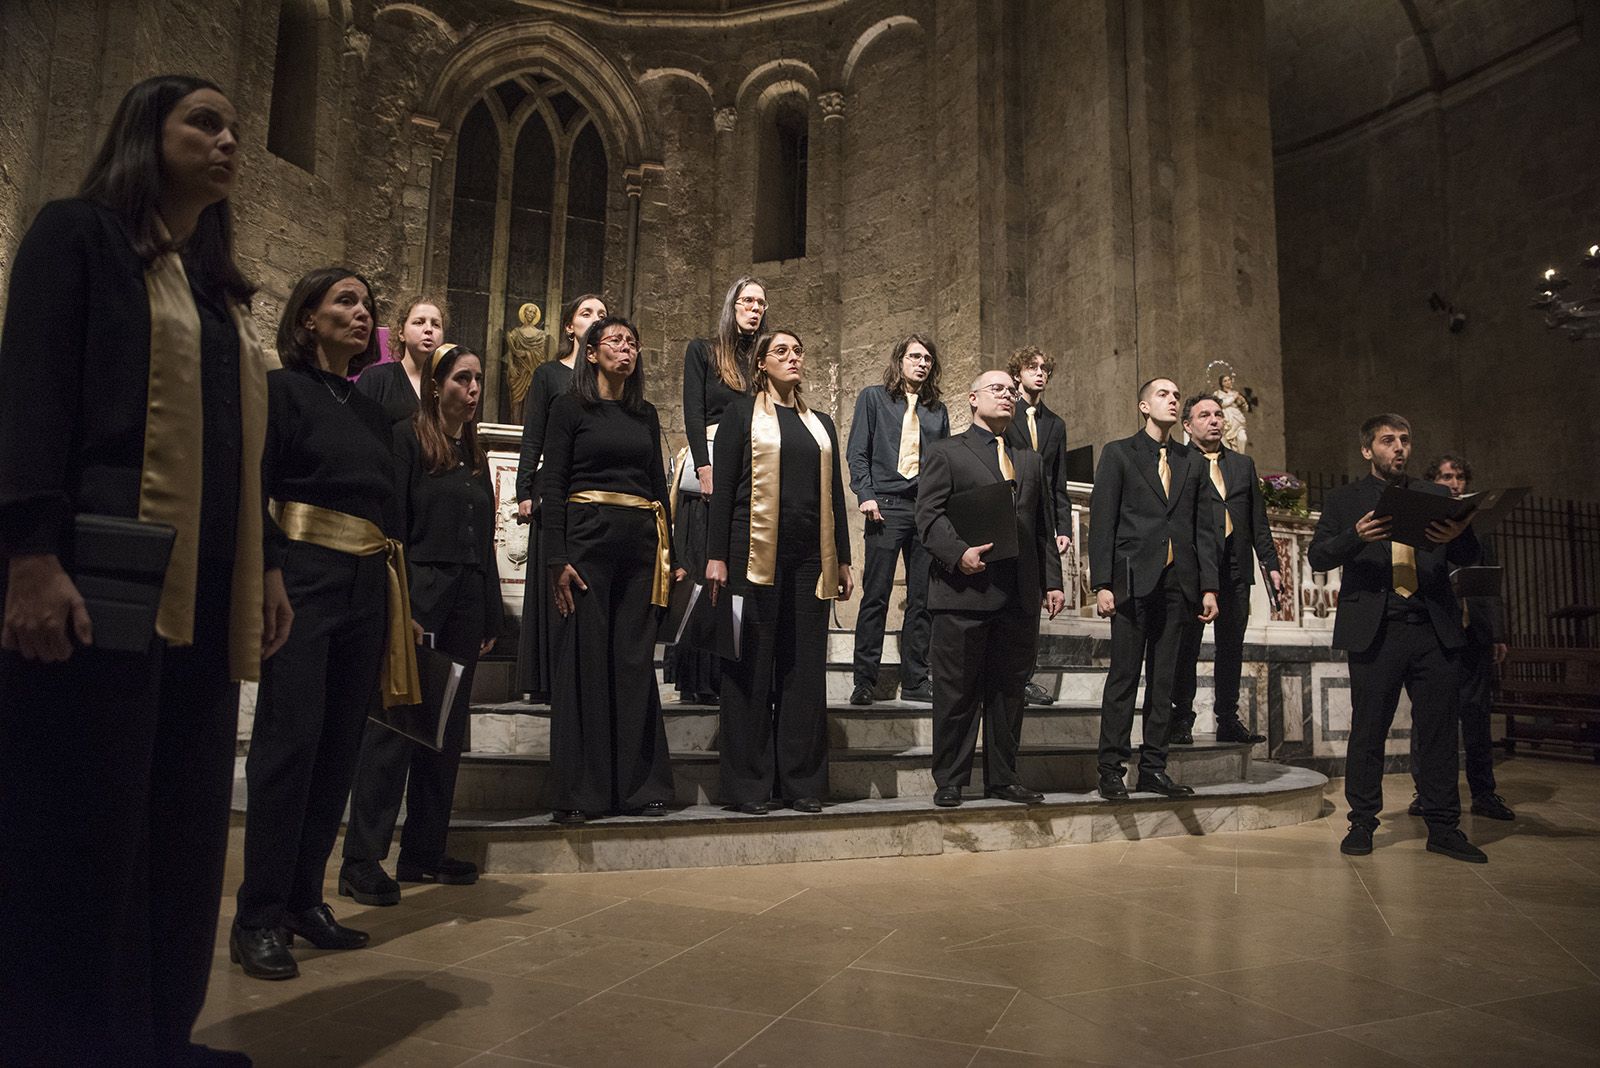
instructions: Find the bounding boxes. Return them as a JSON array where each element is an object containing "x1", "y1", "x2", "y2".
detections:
[
  {"x1": 746, "y1": 392, "x2": 839, "y2": 600},
  {"x1": 141, "y1": 241, "x2": 269, "y2": 682}
]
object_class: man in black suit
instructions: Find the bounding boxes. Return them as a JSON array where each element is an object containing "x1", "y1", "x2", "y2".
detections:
[
  {"x1": 1308, "y1": 415, "x2": 1486, "y2": 863},
  {"x1": 917, "y1": 370, "x2": 1066, "y2": 807},
  {"x1": 1160, "y1": 394, "x2": 1282, "y2": 746},
  {"x1": 1089, "y1": 378, "x2": 1220, "y2": 801},
  {"x1": 1005, "y1": 346, "x2": 1073, "y2": 706}
]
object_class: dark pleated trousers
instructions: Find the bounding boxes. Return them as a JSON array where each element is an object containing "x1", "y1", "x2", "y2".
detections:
[
  {"x1": 852, "y1": 497, "x2": 933, "y2": 690},
  {"x1": 236, "y1": 544, "x2": 386, "y2": 929},
  {"x1": 719, "y1": 558, "x2": 829, "y2": 805},
  {"x1": 548, "y1": 505, "x2": 675, "y2": 813},
  {"x1": 668, "y1": 492, "x2": 722, "y2": 700},
  {"x1": 1099, "y1": 566, "x2": 1188, "y2": 776},
  {"x1": 1408, "y1": 638, "x2": 1498, "y2": 801},
  {"x1": 1158, "y1": 578, "x2": 1251, "y2": 732},
  {"x1": 516, "y1": 511, "x2": 557, "y2": 701},
  {"x1": 344, "y1": 563, "x2": 486, "y2": 867},
  {"x1": 0, "y1": 559, "x2": 238, "y2": 1065},
  {"x1": 929, "y1": 605, "x2": 1037, "y2": 789}
]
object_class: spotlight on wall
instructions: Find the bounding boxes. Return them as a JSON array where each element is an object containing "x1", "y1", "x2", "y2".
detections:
[
  {"x1": 1530, "y1": 244, "x2": 1600, "y2": 342},
  {"x1": 1428, "y1": 292, "x2": 1468, "y2": 334}
]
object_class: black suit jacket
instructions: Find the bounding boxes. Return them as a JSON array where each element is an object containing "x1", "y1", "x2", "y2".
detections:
[
  {"x1": 1308, "y1": 474, "x2": 1480, "y2": 654},
  {"x1": 1088, "y1": 431, "x2": 1221, "y2": 602},
  {"x1": 1203, "y1": 447, "x2": 1281, "y2": 586},
  {"x1": 916, "y1": 425, "x2": 1062, "y2": 613},
  {"x1": 1004, "y1": 400, "x2": 1072, "y2": 539}
]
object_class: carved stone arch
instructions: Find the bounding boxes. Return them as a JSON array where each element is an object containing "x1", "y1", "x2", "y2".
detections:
[
  {"x1": 372, "y1": 2, "x2": 459, "y2": 42},
  {"x1": 840, "y1": 15, "x2": 924, "y2": 86},
  {"x1": 637, "y1": 67, "x2": 715, "y2": 104},
  {"x1": 736, "y1": 59, "x2": 821, "y2": 112}
]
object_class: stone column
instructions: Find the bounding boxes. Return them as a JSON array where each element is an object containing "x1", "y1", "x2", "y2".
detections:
[
  {"x1": 816, "y1": 89, "x2": 847, "y2": 419},
  {"x1": 711, "y1": 105, "x2": 739, "y2": 293}
]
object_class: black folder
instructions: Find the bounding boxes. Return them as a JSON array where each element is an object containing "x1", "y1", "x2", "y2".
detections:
[
  {"x1": 671, "y1": 582, "x2": 743, "y2": 660},
  {"x1": 1373, "y1": 482, "x2": 1482, "y2": 549},
  {"x1": 70, "y1": 514, "x2": 176, "y2": 654},
  {"x1": 368, "y1": 644, "x2": 466, "y2": 752},
  {"x1": 1450, "y1": 566, "x2": 1503, "y2": 599},
  {"x1": 944, "y1": 481, "x2": 1019, "y2": 562}
]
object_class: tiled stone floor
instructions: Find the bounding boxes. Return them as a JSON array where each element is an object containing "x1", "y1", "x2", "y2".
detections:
[{"x1": 200, "y1": 760, "x2": 1600, "y2": 1066}]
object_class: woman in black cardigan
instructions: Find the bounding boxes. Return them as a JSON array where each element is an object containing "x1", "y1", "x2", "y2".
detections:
[
  {"x1": 355, "y1": 294, "x2": 447, "y2": 424},
  {"x1": 341, "y1": 346, "x2": 501, "y2": 903},
  {"x1": 705, "y1": 330, "x2": 852, "y2": 815},
  {"x1": 0, "y1": 75, "x2": 285, "y2": 1067}
]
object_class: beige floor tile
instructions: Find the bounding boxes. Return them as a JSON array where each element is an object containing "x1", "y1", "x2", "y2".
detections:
[
  {"x1": 441, "y1": 883, "x2": 630, "y2": 927},
  {"x1": 1177, "y1": 1030, "x2": 1420, "y2": 1067},
  {"x1": 982, "y1": 990, "x2": 1170, "y2": 1066},
  {"x1": 1336, "y1": 1005, "x2": 1600, "y2": 1067},
  {"x1": 720, "y1": 1018, "x2": 979, "y2": 1068},
  {"x1": 201, "y1": 949, "x2": 441, "y2": 1021},
  {"x1": 1070, "y1": 909, "x2": 1313, "y2": 976},
  {"x1": 494, "y1": 991, "x2": 773, "y2": 1067},
  {"x1": 551, "y1": 897, "x2": 745, "y2": 947},
  {"x1": 948, "y1": 933, "x2": 1181, "y2": 997},
  {"x1": 788, "y1": 967, "x2": 1019, "y2": 1046},
  {"x1": 696, "y1": 910, "x2": 896, "y2": 969},
  {"x1": 246, "y1": 1017, "x2": 482, "y2": 1067},
  {"x1": 322, "y1": 967, "x2": 589, "y2": 1050},
  {"x1": 1472, "y1": 985, "x2": 1600, "y2": 1049},
  {"x1": 1323, "y1": 936, "x2": 1593, "y2": 1006},
  {"x1": 454, "y1": 928, "x2": 683, "y2": 989},
  {"x1": 364, "y1": 911, "x2": 547, "y2": 967},
  {"x1": 1052, "y1": 977, "x2": 1319, "y2": 1059},
  {"x1": 612, "y1": 945, "x2": 840, "y2": 1014},
  {"x1": 1194, "y1": 959, "x2": 1451, "y2": 1028}
]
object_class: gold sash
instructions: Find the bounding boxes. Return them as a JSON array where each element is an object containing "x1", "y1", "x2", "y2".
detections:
[
  {"x1": 269, "y1": 499, "x2": 421, "y2": 707},
  {"x1": 140, "y1": 236, "x2": 269, "y2": 682},
  {"x1": 747, "y1": 392, "x2": 840, "y2": 600},
  {"x1": 567, "y1": 491, "x2": 672, "y2": 607}
]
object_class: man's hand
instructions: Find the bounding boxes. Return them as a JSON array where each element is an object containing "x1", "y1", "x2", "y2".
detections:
[
  {"x1": 696, "y1": 465, "x2": 713, "y2": 498},
  {"x1": 1197, "y1": 591, "x2": 1219, "y2": 623},
  {"x1": 837, "y1": 565, "x2": 854, "y2": 600},
  {"x1": 859, "y1": 500, "x2": 883, "y2": 523},
  {"x1": 517, "y1": 499, "x2": 533, "y2": 520},
  {"x1": 1493, "y1": 642, "x2": 1509, "y2": 666},
  {"x1": 958, "y1": 543, "x2": 993, "y2": 575},
  {"x1": 1056, "y1": 534, "x2": 1071, "y2": 555},
  {"x1": 2, "y1": 554, "x2": 91, "y2": 663},
  {"x1": 1095, "y1": 589, "x2": 1116, "y2": 618},
  {"x1": 1355, "y1": 510, "x2": 1392, "y2": 543},
  {"x1": 262, "y1": 568, "x2": 293, "y2": 659},
  {"x1": 480, "y1": 637, "x2": 497, "y2": 656},
  {"x1": 552, "y1": 563, "x2": 587, "y2": 617},
  {"x1": 705, "y1": 559, "x2": 729, "y2": 605},
  {"x1": 1269, "y1": 570, "x2": 1283, "y2": 596},
  {"x1": 1425, "y1": 516, "x2": 1470, "y2": 544},
  {"x1": 1043, "y1": 589, "x2": 1066, "y2": 619}
]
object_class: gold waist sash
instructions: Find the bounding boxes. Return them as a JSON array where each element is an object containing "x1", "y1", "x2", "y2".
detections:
[
  {"x1": 270, "y1": 499, "x2": 420, "y2": 708},
  {"x1": 567, "y1": 491, "x2": 672, "y2": 608}
]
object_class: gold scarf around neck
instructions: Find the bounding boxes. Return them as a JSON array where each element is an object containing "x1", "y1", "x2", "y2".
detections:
[{"x1": 746, "y1": 391, "x2": 840, "y2": 600}]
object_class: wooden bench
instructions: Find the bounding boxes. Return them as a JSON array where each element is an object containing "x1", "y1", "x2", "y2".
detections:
[{"x1": 1497, "y1": 647, "x2": 1600, "y2": 760}]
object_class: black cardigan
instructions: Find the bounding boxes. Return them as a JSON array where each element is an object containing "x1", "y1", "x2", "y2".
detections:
[
  {"x1": 394, "y1": 422, "x2": 501, "y2": 638},
  {"x1": 682, "y1": 338, "x2": 743, "y2": 470}
]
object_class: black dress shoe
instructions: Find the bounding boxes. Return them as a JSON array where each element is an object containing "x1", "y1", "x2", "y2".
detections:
[
  {"x1": 639, "y1": 800, "x2": 669, "y2": 817},
  {"x1": 1097, "y1": 770, "x2": 1130, "y2": 801},
  {"x1": 551, "y1": 809, "x2": 587, "y2": 825},
  {"x1": 694, "y1": 691, "x2": 720, "y2": 706},
  {"x1": 1215, "y1": 719, "x2": 1266, "y2": 744},
  {"x1": 1023, "y1": 681, "x2": 1055, "y2": 705},
  {"x1": 229, "y1": 923, "x2": 297, "y2": 981},
  {"x1": 736, "y1": 801, "x2": 769, "y2": 815},
  {"x1": 986, "y1": 784, "x2": 1045, "y2": 804},
  {"x1": 899, "y1": 681, "x2": 934, "y2": 703},
  {"x1": 1471, "y1": 793, "x2": 1515, "y2": 821},
  {"x1": 1340, "y1": 824, "x2": 1374, "y2": 855},
  {"x1": 849, "y1": 682, "x2": 874, "y2": 706},
  {"x1": 1169, "y1": 726, "x2": 1195, "y2": 745},
  {"x1": 933, "y1": 786, "x2": 963, "y2": 807},
  {"x1": 283, "y1": 903, "x2": 369, "y2": 950},
  {"x1": 790, "y1": 797, "x2": 822, "y2": 813},
  {"x1": 158, "y1": 1041, "x2": 253, "y2": 1067},
  {"x1": 1427, "y1": 828, "x2": 1488, "y2": 864},
  {"x1": 1134, "y1": 771, "x2": 1195, "y2": 797},
  {"x1": 396, "y1": 855, "x2": 479, "y2": 885},
  {"x1": 338, "y1": 860, "x2": 400, "y2": 906}
]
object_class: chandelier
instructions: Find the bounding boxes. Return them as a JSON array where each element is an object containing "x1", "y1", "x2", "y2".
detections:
[{"x1": 1532, "y1": 244, "x2": 1600, "y2": 342}]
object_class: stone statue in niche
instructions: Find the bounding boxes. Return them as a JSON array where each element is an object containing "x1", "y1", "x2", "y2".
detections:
[
  {"x1": 504, "y1": 302, "x2": 549, "y2": 413},
  {"x1": 1209, "y1": 363, "x2": 1257, "y2": 453}
]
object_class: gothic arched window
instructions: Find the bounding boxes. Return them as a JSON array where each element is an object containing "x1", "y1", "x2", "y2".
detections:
[
  {"x1": 266, "y1": 0, "x2": 321, "y2": 171},
  {"x1": 754, "y1": 98, "x2": 808, "y2": 263}
]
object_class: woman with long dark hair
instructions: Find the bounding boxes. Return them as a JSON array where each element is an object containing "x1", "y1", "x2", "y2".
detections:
[
  {"x1": 356, "y1": 294, "x2": 448, "y2": 423},
  {"x1": 0, "y1": 75, "x2": 284, "y2": 1066},
  {"x1": 671, "y1": 276, "x2": 766, "y2": 705},
  {"x1": 705, "y1": 330, "x2": 852, "y2": 815},
  {"x1": 515, "y1": 293, "x2": 606, "y2": 701},
  {"x1": 542, "y1": 316, "x2": 675, "y2": 823},
  {"x1": 234, "y1": 267, "x2": 403, "y2": 981},
  {"x1": 340, "y1": 345, "x2": 501, "y2": 903}
]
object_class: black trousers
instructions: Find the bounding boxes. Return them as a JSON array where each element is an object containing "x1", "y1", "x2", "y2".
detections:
[
  {"x1": 344, "y1": 563, "x2": 487, "y2": 867},
  {"x1": 237, "y1": 544, "x2": 386, "y2": 929},
  {"x1": 929, "y1": 605, "x2": 1037, "y2": 789},
  {"x1": 1408, "y1": 638, "x2": 1497, "y2": 801},
  {"x1": 0, "y1": 559, "x2": 238, "y2": 1066},
  {"x1": 1159, "y1": 578, "x2": 1251, "y2": 732},
  {"x1": 1099, "y1": 566, "x2": 1188, "y2": 776},
  {"x1": 852, "y1": 496, "x2": 932, "y2": 689},
  {"x1": 548, "y1": 505, "x2": 675, "y2": 813},
  {"x1": 668, "y1": 492, "x2": 721, "y2": 700},
  {"x1": 516, "y1": 511, "x2": 556, "y2": 700},
  {"x1": 1346, "y1": 611, "x2": 1461, "y2": 831},
  {"x1": 719, "y1": 558, "x2": 829, "y2": 805}
]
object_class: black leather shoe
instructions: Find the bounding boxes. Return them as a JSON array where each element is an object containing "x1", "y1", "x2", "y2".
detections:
[
  {"x1": 737, "y1": 801, "x2": 769, "y2": 815},
  {"x1": 639, "y1": 800, "x2": 669, "y2": 817},
  {"x1": 933, "y1": 786, "x2": 963, "y2": 807},
  {"x1": 283, "y1": 903, "x2": 369, "y2": 950},
  {"x1": 1427, "y1": 828, "x2": 1488, "y2": 864},
  {"x1": 986, "y1": 784, "x2": 1045, "y2": 804},
  {"x1": 899, "y1": 681, "x2": 934, "y2": 703},
  {"x1": 1215, "y1": 719, "x2": 1266, "y2": 744},
  {"x1": 396, "y1": 856, "x2": 479, "y2": 885},
  {"x1": 551, "y1": 809, "x2": 587, "y2": 825},
  {"x1": 230, "y1": 923, "x2": 297, "y2": 981},
  {"x1": 1340, "y1": 824, "x2": 1374, "y2": 856},
  {"x1": 1407, "y1": 796, "x2": 1424, "y2": 817},
  {"x1": 849, "y1": 682, "x2": 874, "y2": 706},
  {"x1": 338, "y1": 861, "x2": 400, "y2": 906},
  {"x1": 1134, "y1": 771, "x2": 1195, "y2": 797},
  {"x1": 1023, "y1": 681, "x2": 1055, "y2": 705},
  {"x1": 1471, "y1": 794, "x2": 1515, "y2": 821},
  {"x1": 790, "y1": 797, "x2": 822, "y2": 813},
  {"x1": 158, "y1": 1041, "x2": 253, "y2": 1067},
  {"x1": 1097, "y1": 771, "x2": 1130, "y2": 801},
  {"x1": 1169, "y1": 726, "x2": 1195, "y2": 745}
]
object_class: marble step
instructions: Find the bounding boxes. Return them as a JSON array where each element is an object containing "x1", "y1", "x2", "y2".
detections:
[{"x1": 451, "y1": 740, "x2": 1253, "y2": 812}]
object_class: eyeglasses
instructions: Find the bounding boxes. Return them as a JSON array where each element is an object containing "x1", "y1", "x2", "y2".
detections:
[
  {"x1": 735, "y1": 297, "x2": 768, "y2": 310},
  {"x1": 977, "y1": 384, "x2": 1021, "y2": 399},
  {"x1": 767, "y1": 343, "x2": 804, "y2": 360},
  {"x1": 903, "y1": 353, "x2": 933, "y2": 365},
  {"x1": 599, "y1": 334, "x2": 639, "y2": 351}
]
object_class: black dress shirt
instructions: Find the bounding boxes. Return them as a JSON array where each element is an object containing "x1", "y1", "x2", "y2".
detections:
[
  {"x1": 539, "y1": 395, "x2": 670, "y2": 568},
  {"x1": 845, "y1": 384, "x2": 951, "y2": 502}
]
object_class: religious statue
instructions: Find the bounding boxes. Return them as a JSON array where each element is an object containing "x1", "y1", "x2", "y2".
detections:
[
  {"x1": 1210, "y1": 366, "x2": 1258, "y2": 453},
  {"x1": 504, "y1": 302, "x2": 549, "y2": 412}
]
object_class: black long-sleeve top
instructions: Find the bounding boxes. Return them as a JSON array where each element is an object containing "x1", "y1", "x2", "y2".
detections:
[
  {"x1": 682, "y1": 338, "x2": 743, "y2": 469},
  {"x1": 846, "y1": 384, "x2": 951, "y2": 502},
  {"x1": 1002, "y1": 398, "x2": 1073, "y2": 539},
  {"x1": 263, "y1": 364, "x2": 397, "y2": 569},
  {"x1": 394, "y1": 422, "x2": 501, "y2": 637},
  {"x1": 539, "y1": 394, "x2": 671, "y2": 568},
  {"x1": 514, "y1": 359, "x2": 574, "y2": 504},
  {"x1": 0, "y1": 198, "x2": 244, "y2": 562},
  {"x1": 707, "y1": 396, "x2": 851, "y2": 585},
  {"x1": 355, "y1": 359, "x2": 420, "y2": 425}
]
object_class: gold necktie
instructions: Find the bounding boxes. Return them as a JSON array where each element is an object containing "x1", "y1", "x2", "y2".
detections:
[
  {"x1": 1026, "y1": 406, "x2": 1039, "y2": 450},
  {"x1": 996, "y1": 438, "x2": 1016, "y2": 481},
  {"x1": 1159, "y1": 445, "x2": 1173, "y2": 565},
  {"x1": 896, "y1": 391, "x2": 920, "y2": 479},
  {"x1": 1207, "y1": 452, "x2": 1233, "y2": 537},
  {"x1": 1392, "y1": 541, "x2": 1417, "y2": 598}
]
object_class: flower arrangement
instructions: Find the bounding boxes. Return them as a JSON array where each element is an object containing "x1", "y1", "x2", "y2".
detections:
[{"x1": 1259, "y1": 472, "x2": 1309, "y2": 516}]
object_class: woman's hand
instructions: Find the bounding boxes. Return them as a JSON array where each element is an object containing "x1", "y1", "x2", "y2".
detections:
[
  {"x1": 480, "y1": 637, "x2": 496, "y2": 656},
  {"x1": 552, "y1": 563, "x2": 587, "y2": 617},
  {"x1": 837, "y1": 565, "x2": 854, "y2": 601},
  {"x1": 412, "y1": 619, "x2": 426, "y2": 645},
  {"x1": 696, "y1": 465, "x2": 713, "y2": 498},
  {"x1": 517, "y1": 499, "x2": 533, "y2": 520},
  {"x1": 2, "y1": 554, "x2": 92, "y2": 663},
  {"x1": 705, "y1": 559, "x2": 728, "y2": 605},
  {"x1": 261, "y1": 568, "x2": 294, "y2": 660}
]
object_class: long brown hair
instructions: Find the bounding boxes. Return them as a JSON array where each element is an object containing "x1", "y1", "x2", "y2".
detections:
[
  {"x1": 712, "y1": 275, "x2": 766, "y2": 391},
  {"x1": 388, "y1": 294, "x2": 449, "y2": 361},
  {"x1": 747, "y1": 329, "x2": 805, "y2": 399},
  {"x1": 275, "y1": 266, "x2": 382, "y2": 375},
  {"x1": 883, "y1": 334, "x2": 942, "y2": 407},
  {"x1": 413, "y1": 344, "x2": 487, "y2": 475}
]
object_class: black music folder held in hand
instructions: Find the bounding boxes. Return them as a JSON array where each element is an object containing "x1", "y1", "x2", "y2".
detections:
[
  {"x1": 1450, "y1": 566, "x2": 1503, "y2": 600},
  {"x1": 944, "y1": 480, "x2": 1019, "y2": 562},
  {"x1": 671, "y1": 582, "x2": 743, "y2": 661},
  {"x1": 70, "y1": 514, "x2": 177, "y2": 654},
  {"x1": 368, "y1": 644, "x2": 466, "y2": 752},
  {"x1": 1373, "y1": 482, "x2": 1484, "y2": 549}
]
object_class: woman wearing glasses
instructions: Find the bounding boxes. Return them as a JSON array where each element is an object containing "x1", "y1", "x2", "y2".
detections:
[
  {"x1": 671, "y1": 277, "x2": 766, "y2": 706},
  {"x1": 705, "y1": 331, "x2": 852, "y2": 815},
  {"x1": 541, "y1": 317, "x2": 675, "y2": 823}
]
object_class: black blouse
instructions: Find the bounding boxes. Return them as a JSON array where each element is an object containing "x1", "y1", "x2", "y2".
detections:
[
  {"x1": 354, "y1": 359, "x2": 420, "y2": 425},
  {"x1": 514, "y1": 359, "x2": 575, "y2": 504},
  {"x1": 539, "y1": 394, "x2": 670, "y2": 567},
  {"x1": 394, "y1": 422, "x2": 501, "y2": 637},
  {"x1": 682, "y1": 338, "x2": 744, "y2": 470}
]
